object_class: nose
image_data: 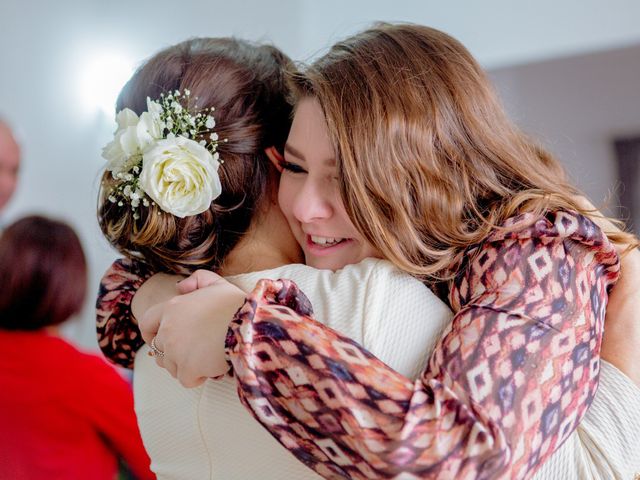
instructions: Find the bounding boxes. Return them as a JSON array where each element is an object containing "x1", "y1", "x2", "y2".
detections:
[{"x1": 292, "y1": 176, "x2": 333, "y2": 224}]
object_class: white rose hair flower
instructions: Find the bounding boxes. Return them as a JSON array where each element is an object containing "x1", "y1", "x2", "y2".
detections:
[
  {"x1": 101, "y1": 90, "x2": 224, "y2": 218},
  {"x1": 140, "y1": 136, "x2": 222, "y2": 218},
  {"x1": 101, "y1": 109, "x2": 143, "y2": 174}
]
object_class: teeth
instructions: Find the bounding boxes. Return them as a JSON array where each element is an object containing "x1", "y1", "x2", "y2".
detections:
[{"x1": 310, "y1": 236, "x2": 344, "y2": 246}]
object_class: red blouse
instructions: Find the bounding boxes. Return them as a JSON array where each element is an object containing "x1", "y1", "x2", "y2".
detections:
[{"x1": 0, "y1": 330, "x2": 154, "y2": 480}]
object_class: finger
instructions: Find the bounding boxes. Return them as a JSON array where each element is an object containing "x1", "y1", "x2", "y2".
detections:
[
  {"x1": 177, "y1": 269, "x2": 221, "y2": 294},
  {"x1": 176, "y1": 275, "x2": 199, "y2": 294},
  {"x1": 153, "y1": 352, "x2": 165, "y2": 369},
  {"x1": 139, "y1": 303, "x2": 163, "y2": 344},
  {"x1": 162, "y1": 357, "x2": 178, "y2": 379},
  {"x1": 179, "y1": 373, "x2": 207, "y2": 389},
  {"x1": 176, "y1": 360, "x2": 208, "y2": 388}
]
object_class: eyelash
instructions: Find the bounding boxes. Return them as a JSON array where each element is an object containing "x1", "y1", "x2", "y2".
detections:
[
  {"x1": 280, "y1": 161, "x2": 307, "y2": 174},
  {"x1": 280, "y1": 160, "x2": 339, "y2": 183}
]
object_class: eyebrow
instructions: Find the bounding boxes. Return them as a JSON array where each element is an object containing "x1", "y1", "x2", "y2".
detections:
[{"x1": 284, "y1": 143, "x2": 336, "y2": 167}]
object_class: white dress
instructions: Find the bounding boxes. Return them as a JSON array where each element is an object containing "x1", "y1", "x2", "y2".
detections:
[{"x1": 133, "y1": 258, "x2": 640, "y2": 479}]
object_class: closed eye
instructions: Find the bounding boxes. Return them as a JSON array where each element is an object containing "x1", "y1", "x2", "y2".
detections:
[{"x1": 281, "y1": 161, "x2": 307, "y2": 174}]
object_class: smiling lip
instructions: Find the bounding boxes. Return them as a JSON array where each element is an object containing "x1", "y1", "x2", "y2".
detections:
[{"x1": 304, "y1": 235, "x2": 353, "y2": 256}]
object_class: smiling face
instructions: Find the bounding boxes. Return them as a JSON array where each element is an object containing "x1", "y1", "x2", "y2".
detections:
[{"x1": 277, "y1": 97, "x2": 381, "y2": 270}]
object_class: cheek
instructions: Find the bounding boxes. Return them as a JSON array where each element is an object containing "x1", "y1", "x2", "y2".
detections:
[
  {"x1": 277, "y1": 176, "x2": 297, "y2": 222},
  {"x1": 335, "y1": 202, "x2": 383, "y2": 260},
  {"x1": 363, "y1": 243, "x2": 383, "y2": 260},
  {"x1": 335, "y1": 199, "x2": 357, "y2": 232}
]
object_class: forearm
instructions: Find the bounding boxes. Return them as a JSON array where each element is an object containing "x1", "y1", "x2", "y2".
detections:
[
  {"x1": 226, "y1": 285, "x2": 497, "y2": 478},
  {"x1": 224, "y1": 212, "x2": 619, "y2": 479},
  {"x1": 185, "y1": 284, "x2": 246, "y2": 377},
  {"x1": 96, "y1": 258, "x2": 155, "y2": 368},
  {"x1": 226, "y1": 279, "x2": 604, "y2": 479}
]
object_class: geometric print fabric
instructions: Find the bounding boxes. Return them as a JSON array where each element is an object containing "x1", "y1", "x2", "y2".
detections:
[{"x1": 225, "y1": 211, "x2": 619, "y2": 479}]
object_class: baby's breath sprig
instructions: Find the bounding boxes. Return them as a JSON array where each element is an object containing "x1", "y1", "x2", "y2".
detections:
[
  {"x1": 107, "y1": 165, "x2": 150, "y2": 220},
  {"x1": 158, "y1": 90, "x2": 220, "y2": 159}
]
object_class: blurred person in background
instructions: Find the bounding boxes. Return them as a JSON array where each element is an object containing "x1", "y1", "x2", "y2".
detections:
[
  {"x1": 0, "y1": 119, "x2": 20, "y2": 215},
  {"x1": 0, "y1": 215, "x2": 153, "y2": 480}
]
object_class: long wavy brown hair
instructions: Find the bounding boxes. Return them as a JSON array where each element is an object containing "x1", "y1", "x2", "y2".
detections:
[
  {"x1": 98, "y1": 38, "x2": 294, "y2": 275},
  {"x1": 292, "y1": 23, "x2": 638, "y2": 282}
]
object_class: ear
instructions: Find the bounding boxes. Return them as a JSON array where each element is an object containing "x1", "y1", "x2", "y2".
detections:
[{"x1": 265, "y1": 146, "x2": 284, "y2": 172}]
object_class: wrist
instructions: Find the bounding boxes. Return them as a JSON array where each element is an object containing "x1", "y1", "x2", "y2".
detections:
[
  {"x1": 132, "y1": 273, "x2": 183, "y2": 322},
  {"x1": 205, "y1": 284, "x2": 246, "y2": 376}
]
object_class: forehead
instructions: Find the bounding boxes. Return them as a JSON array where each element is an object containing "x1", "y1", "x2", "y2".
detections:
[{"x1": 288, "y1": 98, "x2": 335, "y2": 163}]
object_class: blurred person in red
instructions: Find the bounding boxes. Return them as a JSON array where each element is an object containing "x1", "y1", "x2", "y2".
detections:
[{"x1": 0, "y1": 215, "x2": 153, "y2": 480}]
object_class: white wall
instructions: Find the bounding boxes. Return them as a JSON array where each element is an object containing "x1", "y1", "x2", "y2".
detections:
[
  {"x1": 298, "y1": 0, "x2": 640, "y2": 67},
  {"x1": 0, "y1": 0, "x2": 303, "y2": 348},
  {"x1": 489, "y1": 44, "x2": 640, "y2": 215},
  {"x1": 0, "y1": 0, "x2": 638, "y2": 349}
]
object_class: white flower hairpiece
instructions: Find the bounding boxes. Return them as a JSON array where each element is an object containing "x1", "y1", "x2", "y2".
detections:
[{"x1": 102, "y1": 89, "x2": 225, "y2": 218}]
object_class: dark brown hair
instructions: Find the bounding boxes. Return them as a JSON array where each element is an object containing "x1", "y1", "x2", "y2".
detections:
[
  {"x1": 98, "y1": 38, "x2": 294, "y2": 274},
  {"x1": 0, "y1": 215, "x2": 87, "y2": 330},
  {"x1": 293, "y1": 23, "x2": 638, "y2": 282}
]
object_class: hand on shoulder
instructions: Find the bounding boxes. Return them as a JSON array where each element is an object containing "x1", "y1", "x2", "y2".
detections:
[{"x1": 139, "y1": 275, "x2": 246, "y2": 387}]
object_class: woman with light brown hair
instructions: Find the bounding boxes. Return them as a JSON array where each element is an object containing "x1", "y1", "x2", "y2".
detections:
[
  {"x1": 138, "y1": 23, "x2": 640, "y2": 479},
  {"x1": 96, "y1": 36, "x2": 457, "y2": 479}
]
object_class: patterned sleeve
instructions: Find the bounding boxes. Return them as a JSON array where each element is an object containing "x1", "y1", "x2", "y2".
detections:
[
  {"x1": 96, "y1": 258, "x2": 155, "y2": 369},
  {"x1": 224, "y1": 211, "x2": 619, "y2": 479}
]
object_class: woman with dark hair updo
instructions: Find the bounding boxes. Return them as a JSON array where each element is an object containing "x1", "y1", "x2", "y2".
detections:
[
  {"x1": 96, "y1": 37, "x2": 453, "y2": 479},
  {"x1": 126, "y1": 25, "x2": 640, "y2": 479},
  {"x1": 0, "y1": 216, "x2": 153, "y2": 480}
]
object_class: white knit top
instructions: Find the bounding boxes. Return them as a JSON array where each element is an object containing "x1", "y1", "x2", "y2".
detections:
[{"x1": 133, "y1": 259, "x2": 640, "y2": 479}]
